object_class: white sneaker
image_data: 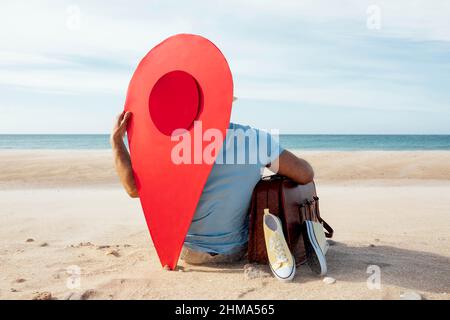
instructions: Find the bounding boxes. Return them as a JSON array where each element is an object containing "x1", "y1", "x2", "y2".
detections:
[
  {"x1": 263, "y1": 209, "x2": 296, "y2": 282},
  {"x1": 303, "y1": 220, "x2": 328, "y2": 276}
]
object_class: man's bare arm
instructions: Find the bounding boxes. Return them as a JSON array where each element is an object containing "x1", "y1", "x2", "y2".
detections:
[
  {"x1": 268, "y1": 150, "x2": 314, "y2": 185},
  {"x1": 110, "y1": 111, "x2": 139, "y2": 198}
]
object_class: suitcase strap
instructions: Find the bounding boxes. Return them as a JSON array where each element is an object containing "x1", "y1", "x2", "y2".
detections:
[{"x1": 298, "y1": 197, "x2": 334, "y2": 238}]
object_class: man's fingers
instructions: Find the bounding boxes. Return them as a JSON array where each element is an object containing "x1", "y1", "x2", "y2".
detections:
[
  {"x1": 116, "y1": 111, "x2": 126, "y2": 125},
  {"x1": 119, "y1": 111, "x2": 132, "y2": 128}
]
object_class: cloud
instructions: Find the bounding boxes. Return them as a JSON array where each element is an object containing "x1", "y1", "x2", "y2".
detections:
[
  {"x1": 0, "y1": 0, "x2": 449, "y2": 133},
  {"x1": 218, "y1": 0, "x2": 450, "y2": 42},
  {"x1": 0, "y1": 68, "x2": 130, "y2": 95}
]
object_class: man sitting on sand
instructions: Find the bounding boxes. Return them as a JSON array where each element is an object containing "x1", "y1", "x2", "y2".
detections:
[{"x1": 111, "y1": 110, "x2": 314, "y2": 265}]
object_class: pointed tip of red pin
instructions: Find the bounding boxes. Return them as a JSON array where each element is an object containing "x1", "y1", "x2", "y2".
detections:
[{"x1": 163, "y1": 264, "x2": 172, "y2": 271}]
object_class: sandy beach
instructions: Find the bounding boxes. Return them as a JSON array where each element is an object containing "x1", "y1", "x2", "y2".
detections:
[{"x1": 0, "y1": 150, "x2": 449, "y2": 300}]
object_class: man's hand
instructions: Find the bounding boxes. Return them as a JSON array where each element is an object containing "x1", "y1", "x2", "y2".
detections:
[
  {"x1": 111, "y1": 111, "x2": 139, "y2": 198},
  {"x1": 111, "y1": 111, "x2": 132, "y2": 145}
]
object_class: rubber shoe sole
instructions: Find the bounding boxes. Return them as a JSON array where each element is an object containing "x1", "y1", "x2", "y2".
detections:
[
  {"x1": 268, "y1": 254, "x2": 296, "y2": 282},
  {"x1": 302, "y1": 221, "x2": 327, "y2": 276}
]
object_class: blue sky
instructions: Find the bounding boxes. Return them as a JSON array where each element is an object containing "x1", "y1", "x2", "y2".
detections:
[{"x1": 0, "y1": 0, "x2": 449, "y2": 134}]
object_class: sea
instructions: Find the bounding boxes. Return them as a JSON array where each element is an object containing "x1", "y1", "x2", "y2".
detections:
[{"x1": 0, "y1": 134, "x2": 449, "y2": 150}]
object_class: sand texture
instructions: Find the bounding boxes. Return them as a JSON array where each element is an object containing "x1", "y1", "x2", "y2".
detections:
[{"x1": 0, "y1": 150, "x2": 449, "y2": 300}]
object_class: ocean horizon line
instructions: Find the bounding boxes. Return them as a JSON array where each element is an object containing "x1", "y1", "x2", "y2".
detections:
[
  {"x1": 0, "y1": 134, "x2": 449, "y2": 151},
  {"x1": 1, "y1": 133, "x2": 449, "y2": 136}
]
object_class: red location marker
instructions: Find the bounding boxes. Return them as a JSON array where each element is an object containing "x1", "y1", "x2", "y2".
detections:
[{"x1": 124, "y1": 34, "x2": 233, "y2": 270}]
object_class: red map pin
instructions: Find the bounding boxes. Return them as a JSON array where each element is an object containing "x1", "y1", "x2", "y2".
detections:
[{"x1": 124, "y1": 34, "x2": 233, "y2": 270}]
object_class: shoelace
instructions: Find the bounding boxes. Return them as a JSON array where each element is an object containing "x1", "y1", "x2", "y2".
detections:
[{"x1": 269, "y1": 235, "x2": 288, "y2": 269}]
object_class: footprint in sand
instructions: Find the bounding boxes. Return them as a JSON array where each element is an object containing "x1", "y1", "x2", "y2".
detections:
[
  {"x1": 32, "y1": 291, "x2": 53, "y2": 300},
  {"x1": 64, "y1": 289, "x2": 96, "y2": 300},
  {"x1": 105, "y1": 249, "x2": 120, "y2": 257},
  {"x1": 96, "y1": 245, "x2": 111, "y2": 250},
  {"x1": 236, "y1": 287, "x2": 256, "y2": 298},
  {"x1": 243, "y1": 264, "x2": 271, "y2": 280}
]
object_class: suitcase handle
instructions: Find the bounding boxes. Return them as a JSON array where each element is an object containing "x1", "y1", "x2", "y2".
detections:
[{"x1": 298, "y1": 197, "x2": 334, "y2": 238}]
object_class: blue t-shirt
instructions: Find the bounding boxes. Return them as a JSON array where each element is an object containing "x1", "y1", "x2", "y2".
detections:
[{"x1": 184, "y1": 123, "x2": 283, "y2": 254}]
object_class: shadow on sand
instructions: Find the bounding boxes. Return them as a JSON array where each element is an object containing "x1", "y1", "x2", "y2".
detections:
[
  {"x1": 182, "y1": 241, "x2": 450, "y2": 294},
  {"x1": 318, "y1": 241, "x2": 449, "y2": 294}
]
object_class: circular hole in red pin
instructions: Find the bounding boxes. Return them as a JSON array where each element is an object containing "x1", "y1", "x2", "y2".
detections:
[{"x1": 149, "y1": 70, "x2": 202, "y2": 136}]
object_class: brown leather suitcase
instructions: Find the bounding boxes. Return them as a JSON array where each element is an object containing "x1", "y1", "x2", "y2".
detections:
[{"x1": 247, "y1": 175, "x2": 333, "y2": 265}]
